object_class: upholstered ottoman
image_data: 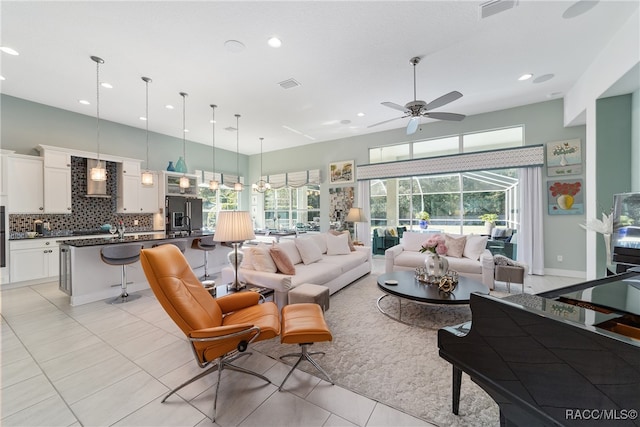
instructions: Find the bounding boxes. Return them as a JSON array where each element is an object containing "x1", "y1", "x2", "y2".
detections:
[
  {"x1": 288, "y1": 283, "x2": 330, "y2": 311},
  {"x1": 279, "y1": 303, "x2": 333, "y2": 391},
  {"x1": 494, "y1": 265, "x2": 525, "y2": 293}
]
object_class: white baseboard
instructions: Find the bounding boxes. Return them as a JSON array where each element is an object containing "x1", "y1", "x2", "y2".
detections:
[{"x1": 544, "y1": 268, "x2": 586, "y2": 279}]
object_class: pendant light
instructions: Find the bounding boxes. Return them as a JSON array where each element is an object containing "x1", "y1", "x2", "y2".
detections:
[
  {"x1": 90, "y1": 55, "x2": 106, "y2": 181},
  {"x1": 141, "y1": 77, "x2": 154, "y2": 186},
  {"x1": 233, "y1": 114, "x2": 243, "y2": 191},
  {"x1": 179, "y1": 92, "x2": 189, "y2": 189},
  {"x1": 209, "y1": 104, "x2": 219, "y2": 190},
  {"x1": 252, "y1": 137, "x2": 271, "y2": 193}
]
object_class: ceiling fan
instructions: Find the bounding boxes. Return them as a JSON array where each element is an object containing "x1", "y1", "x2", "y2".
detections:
[{"x1": 369, "y1": 56, "x2": 466, "y2": 135}]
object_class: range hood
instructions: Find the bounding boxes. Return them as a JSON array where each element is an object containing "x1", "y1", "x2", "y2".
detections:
[{"x1": 85, "y1": 158, "x2": 111, "y2": 198}]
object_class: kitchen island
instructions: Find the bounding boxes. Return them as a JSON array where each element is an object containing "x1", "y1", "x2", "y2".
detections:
[{"x1": 58, "y1": 232, "x2": 230, "y2": 306}]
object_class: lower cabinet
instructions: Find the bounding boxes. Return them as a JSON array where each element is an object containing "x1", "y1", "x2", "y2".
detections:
[{"x1": 9, "y1": 238, "x2": 59, "y2": 283}]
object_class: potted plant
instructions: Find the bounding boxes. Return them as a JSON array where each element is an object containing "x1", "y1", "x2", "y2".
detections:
[
  {"x1": 479, "y1": 213, "x2": 498, "y2": 234},
  {"x1": 416, "y1": 211, "x2": 430, "y2": 229}
]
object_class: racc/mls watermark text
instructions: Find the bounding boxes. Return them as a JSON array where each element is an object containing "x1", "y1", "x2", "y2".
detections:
[{"x1": 566, "y1": 409, "x2": 637, "y2": 421}]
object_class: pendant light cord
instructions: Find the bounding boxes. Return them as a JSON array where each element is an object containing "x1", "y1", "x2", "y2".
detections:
[
  {"x1": 235, "y1": 114, "x2": 240, "y2": 184},
  {"x1": 180, "y1": 93, "x2": 188, "y2": 168},
  {"x1": 94, "y1": 57, "x2": 102, "y2": 162},
  {"x1": 143, "y1": 77, "x2": 152, "y2": 170},
  {"x1": 211, "y1": 104, "x2": 217, "y2": 174}
]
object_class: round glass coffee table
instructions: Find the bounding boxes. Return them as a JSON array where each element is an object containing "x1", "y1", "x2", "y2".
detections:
[{"x1": 377, "y1": 270, "x2": 490, "y2": 326}]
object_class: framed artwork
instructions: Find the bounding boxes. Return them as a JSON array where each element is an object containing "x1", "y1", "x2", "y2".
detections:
[
  {"x1": 546, "y1": 139, "x2": 581, "y2": 176},
  {"x1": 329, "y1": 187, "x2": 354, "y2": 230},
  {"x1": 548, "y1": 179, "x2": 584, "y2": 215},
  {"x1": 329, "y1": 160, "x2": 354, "y2": 184}
]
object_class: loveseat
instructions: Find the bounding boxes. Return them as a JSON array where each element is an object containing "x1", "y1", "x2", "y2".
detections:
[
  {"x1": 385, "y1": 231, "x2": 495, "y2": 289},
  {"x1": 221, "y1": 232, "x2": 371, "y2": 309}
]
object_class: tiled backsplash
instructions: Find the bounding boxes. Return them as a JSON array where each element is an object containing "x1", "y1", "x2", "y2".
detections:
[{"x1": 9, "y1": 156, "x2": 154, "y2": 233}]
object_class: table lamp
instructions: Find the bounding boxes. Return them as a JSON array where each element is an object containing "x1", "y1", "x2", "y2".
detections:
[
  {"x1": 213, "y1": 211, "x2": 255, "y2": 291},
  {"x1": 345, "y1": 207, "x2": 367, "y2": 245}
]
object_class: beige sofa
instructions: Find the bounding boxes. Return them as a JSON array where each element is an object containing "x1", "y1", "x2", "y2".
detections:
[
  {"x1": 221, "y1": 232, "x2": 371, "y2": 309},
  {"x1": 385, "y1": 231, "x2": 495, "y2": 289}
]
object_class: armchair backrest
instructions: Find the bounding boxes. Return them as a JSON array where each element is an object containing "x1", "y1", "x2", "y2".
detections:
[{"x1": 140, "y1": 244, "x2": 223, "y2": 336}]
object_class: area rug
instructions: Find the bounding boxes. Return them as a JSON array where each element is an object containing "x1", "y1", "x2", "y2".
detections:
[{"x1": 253, "y1": 274, "x2": 502, "y2": 426}]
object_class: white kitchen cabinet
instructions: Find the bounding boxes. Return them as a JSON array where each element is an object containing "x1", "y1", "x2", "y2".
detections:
[
  {"x1": 9, "y1": 238, "x2": 59, "y2": 283},
  {"x1": 7, "y1": 155, "x2": 44, "y2": 213},
  {"x1": 118, "y1": 161, "x2": 158, "y2": 213},
  {"x1": 139, "y1": 172, "x2": 159, "y2": 212},
  {"x1": 121, "y1": 160, "x2": 140, "y2": 177},
  {"x1": 42, "y1": 149, "x2": 72, "y2": 213}
]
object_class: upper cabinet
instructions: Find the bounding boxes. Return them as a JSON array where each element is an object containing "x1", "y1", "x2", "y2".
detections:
[
  {"x1": 42, "y1": 149, "x2": 72, "y2": 214},
  {"x1": 6, "y1": 155, "x2": 44, "y2": 213},
  {"x1": 118, "y1": 161, "x2": 158, "y2": 213}
]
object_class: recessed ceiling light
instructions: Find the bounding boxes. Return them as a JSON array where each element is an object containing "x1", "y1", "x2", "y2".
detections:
[
  {"x1": 165, "y1": 104, "x2": 174, "y2": 110},
  {"x1": 267, "y1": 37, "x2": 282, "y2": 48},
  {"x1": 224, "y1": 40, "x2": 245, "y2": 53},
  {"x1": 0, "y1": 46, "x2": 19, "y2": 56},
  {"x1": 357, "y1": 112, "x2": 365, "y2": 117},
  {"x1": 101, "y1": 82, "x2": 113, "y2": 89},
  {"x1": 184, "y1": 129, "x2": 189, "y2": 133},
  {"x1": 0, "y1": 75, "x2": 5, "y2": 81},
  {"x1": 209, "y1": 119, "x2": 217, "y2": 124},
  {"x1": 533, "y1": 74, "x2": 554, "y2": 84},
  {"x1": 79, "y1": 99, "x2": 90, "y2": 105},
  {"x1": 139, "y1": 116, "x2": 147, "y2": 121},
  {"x1": 518, "y1": 73, "x2": 533, "y2": 81}
]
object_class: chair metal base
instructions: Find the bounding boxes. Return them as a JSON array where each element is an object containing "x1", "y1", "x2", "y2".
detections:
[
  {"x1": 109, "y1": 292, "x2": 141, "y2": 304},
  {"x1": 279, "y1": 343, "x2": 334, "y2": 391},
  {"x1": 160, "y1": 351, "x2": 270, "y2": 422}
]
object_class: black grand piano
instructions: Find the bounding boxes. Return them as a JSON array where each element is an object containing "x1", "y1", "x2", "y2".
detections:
[{"x1": 438, "y1": 269, "x2": 640, "y2": 426}]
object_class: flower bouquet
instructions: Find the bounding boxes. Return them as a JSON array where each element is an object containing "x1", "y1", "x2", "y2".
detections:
[{"x1": 419, "y1": 235, "x2": 448, "y2": 255}]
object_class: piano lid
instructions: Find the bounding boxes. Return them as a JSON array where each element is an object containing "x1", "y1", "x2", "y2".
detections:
[{"x1": 556, "y1": 277, "x2": 640, "y2": 317}]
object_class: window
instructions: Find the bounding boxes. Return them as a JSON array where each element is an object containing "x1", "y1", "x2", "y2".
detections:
[
  {"x1": 197, "y1": 171, "x2": 240, "y2": 230},
  {"x1": 264, "y1": 185, "x2": 320, "y2": 230},
  {"x1": 413, "y1": 136, "x2": 460, "y2": 159},
  {"x1": 369, "y1": 143, "x2": 410, "y2": 164},
  {"x1": 463, "y1": 127, "x2": 523, "y2": 153}
]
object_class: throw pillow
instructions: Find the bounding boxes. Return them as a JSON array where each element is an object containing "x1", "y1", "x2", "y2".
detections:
[
  {"x1": 240, "y1": 247, "x2": 255, "y2": 270},
  {"x1": 444, "y1": 234, "x2": 466, "y2": 258},
  {"x1": 401, "y1": 232, "x2": 426, "y2": 252},
  {"x1": 251, "y1": 243, "x2": 278, "y2": 273},
  {"x1": 329, "y1": 230, "x2": 355, "y2": 251},
  {"x1": 326, "y1": 232, "x2": 351, "y2": 255},
  {"x1": 388, "y1": 227, "x2": 397, "y2": 237},
  {"x1": 278, "y1": 240, "x2": 303, "y2": 265},
  {"x1": 270, "y1": 244, "x2": 296, "y2": 274},
  {"x1": 463, "y1": 234, "x2": 489, "y2": 260},
  {"x1": 310, "y1": 233, "x2": 328, "y2": 254},
  {"x1": 295, "y1": 238, "x2": 323, "y2": 265}
]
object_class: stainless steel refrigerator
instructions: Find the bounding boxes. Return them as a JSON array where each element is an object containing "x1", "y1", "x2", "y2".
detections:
[{"x1": 165, "y1": 196, "x2": 203, "y2": 234}]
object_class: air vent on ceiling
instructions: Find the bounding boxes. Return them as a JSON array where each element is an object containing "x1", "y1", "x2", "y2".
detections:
[
  {"x1": 479, "y1": 0, "x2": 518, "y2": 19},
  {"x1": 278, "y1": 78, "x2": 301, "y2": 89}
]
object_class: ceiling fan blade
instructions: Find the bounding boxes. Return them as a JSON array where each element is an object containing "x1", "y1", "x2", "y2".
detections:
[
  {"x1": 367, "y1": 115, "x2": 408, "y2": 128},
  {"x1": 381, "y1": 101, "x2": 409, "y2": 113},
  {"x1": 426, "y1": 112, "x2": 466, "y2": 121},
  {"x1": 425, "y1": 91, "x2": 463, "y2": 111},
  {"x1": 406, "y1": 117, "x2": 420, "y2": 135}
]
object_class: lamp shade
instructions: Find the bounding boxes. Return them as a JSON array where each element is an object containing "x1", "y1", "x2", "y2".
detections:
[
  {"x1": 345, "y1": 207, "x2": 367, "y2": 223},
  {"x1": 213, "y1": 211, "x2": 256, "y2": 243}
]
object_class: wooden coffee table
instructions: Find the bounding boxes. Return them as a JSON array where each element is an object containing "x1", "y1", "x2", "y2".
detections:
[{"x1": 377, "y1": 270, "x2": 489, "y2": 326}]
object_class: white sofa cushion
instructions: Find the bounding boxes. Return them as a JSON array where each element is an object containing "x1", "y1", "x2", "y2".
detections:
[
  {"x1": 444, "y1": 234, "x2": 466, "y2": 258},
  {"x1": 309, "y1": 233, "x2": 328, "y2": 254},
  {"x1": 240, "y1": 246, "x2": 255, "y2": 270},
  {"x1": 295, "y1": 237, "x2": 323, "y2": 264},
  {"x1": 463, "y1": 235, "x2": 489, "y2": 260},
  {"x1": 319, "y1": 250, "x2": 368, "y2": 273},
  {"x1": 401, "y1": 232, "x2": 428, "y2": 252},
  {"x1": 326, "y1": 232, "x2": 351, "y2": 255},
  {"x1": 252, "y1": 243, "x2": 278, "y2": 273},
  {"x1": 278, "y1": 240, "x2": 303, "y2": 265}
]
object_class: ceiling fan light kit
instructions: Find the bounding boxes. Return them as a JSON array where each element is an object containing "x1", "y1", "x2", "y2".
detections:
[{"x1": 369, "y1": 56, "x2": 466, "y2": 135}]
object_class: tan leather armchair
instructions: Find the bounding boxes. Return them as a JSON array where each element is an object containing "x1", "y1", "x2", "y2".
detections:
[{"x1": 139, "y1": 244, "x2": 280, "y2": 421}]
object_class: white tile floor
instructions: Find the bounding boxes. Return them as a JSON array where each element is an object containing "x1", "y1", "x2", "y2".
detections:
[{"x1": 1, "y1": 257, "x2": 582, "y2": 427}]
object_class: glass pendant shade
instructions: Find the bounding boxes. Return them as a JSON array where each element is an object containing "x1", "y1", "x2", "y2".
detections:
[
  {"x1": 179, "y1": 175, "x2": 190, "y2": 189},
  {"x1": 141, "y1": 171, "x2": 154, "y2": 186},
  {"x1": 253, "y1": 137, "x2": 271, "y2": 193},
  {"x1": 90, "y1": 161, "x2": 107, "y2": 181},
  {"x1": 209, "y1": 179, "x2": 219, "y2": 190},
  {"x1": 234, "y1": 182, "x2": 243, "y2": 191}
]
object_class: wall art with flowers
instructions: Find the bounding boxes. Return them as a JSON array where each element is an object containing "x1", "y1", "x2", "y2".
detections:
[
  {"x1": 548, "y1": 179, "x2": 584, "y2": 215},
  {"x1": 546, "y1": 138, "x2": 581, "y2": 176}
]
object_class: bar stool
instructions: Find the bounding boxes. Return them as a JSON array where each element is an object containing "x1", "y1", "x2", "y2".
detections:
[
  {"x1": 153, "y1": 239, "x2": 187, "y2": 253},
  {"x1": 191, "y1": 236, "x2": 216, "y2": 282},
  {"x1": 100, "y1": 245, "x2": 143, "y2": 304}
]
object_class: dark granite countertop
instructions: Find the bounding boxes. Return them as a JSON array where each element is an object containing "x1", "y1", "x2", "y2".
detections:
[{"x1": 57, "y1": 231, "x2": 214, "y2": 247}]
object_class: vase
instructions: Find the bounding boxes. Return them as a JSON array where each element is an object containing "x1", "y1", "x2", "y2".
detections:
[
  {"x1": 419, "y1": 219, "x2": 429, "y2": 229},
  {"x1": 557, "y1": 194, "x2": 574, "y2": 210},
  {"x1": 166, "y1": 161, "x2": 175, "y2": 171},
  {"x1": 484, "y1": 221, "x2": 495, "y2": 235},
  {"x1": 175, "y1": 156, "x2": 187, "y2": 173},
  {"x1": 559, "y1": 153, "x2": 568, "y2": 166},
  {"x1": 425, "y1": 252, "x2": 449, "y2": 280}
]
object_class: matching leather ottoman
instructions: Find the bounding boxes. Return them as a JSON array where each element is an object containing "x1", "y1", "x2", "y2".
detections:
[
  {"x1": 288, "y1": 283, "x2": 330, "y2": 311},
  {"x1": 278, "y1": 303, "x2": 333, "y2": 390}
]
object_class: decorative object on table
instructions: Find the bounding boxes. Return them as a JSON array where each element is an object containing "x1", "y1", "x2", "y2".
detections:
[
  {"x1": 416, "y1": 211, "x2": 430, "y2": 229},
  {"x1": 546, "y1": 138, "x2": 581, "y2": 176},
  {"x1": 329, "y1": 159, "x2": 354, "y2": 184},
  {"x1": 178, "y1": 91, "x2": 190, "y2": 188},
  {"x1": 140, "y1": 76, "x2": 154, "y2": 186},
  {"x1": 252, "y1": 137, "x2": 271, "y2": 193},
  {"x1": 479, "y1": 213, "x2": 498, "y2": 234},
  {"x1": 579, "y1": 210, "x2": 613, "y2": 265},
  {"x1": 117, "y1": 220, "x2": 125, "y2": 239},
  {"x1": 438, "y1": 271, "x2": 459, "y2": 293},
  {"x1": 345, "y1": 207, "x2": 367, "y2": 244},
  {"x1": 166, "y1": 161, "x2": 175, "y2": 171},
  {"x1": 547, "y1": 179, "x2": 583, "y2": 215},
  {"x1": 419, "y1": 234, "x2": 449, "y2": 280},
  {"x1": 208, "y1": 104, "x2": 220, "y2": 190},
  {"x1": 213, "y1": 210, "x2": 255, "y2": 291},
  {"x1": 89, "y1": 55, "x2": 107, "y2": 182}
]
